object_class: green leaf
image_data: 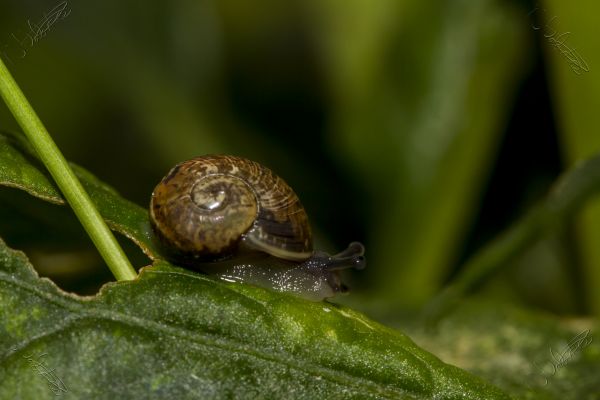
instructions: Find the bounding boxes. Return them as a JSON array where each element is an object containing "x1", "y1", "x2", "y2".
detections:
[
  {"x1": 0, "y1": 129, "x2": 509, "y2": 397},
  {"x1": 0, "y1": 130, "x2": 158, "y2": 258},
  {"x1": 0, "y1": 238, "x2": 508, "y2": 399},
  {"x1": 407, "y1": 300, "x2": 600, "y2": 399}
]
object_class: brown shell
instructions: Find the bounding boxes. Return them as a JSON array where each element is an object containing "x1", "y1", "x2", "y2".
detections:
[{"x1": 150, "y1": 155, "x2": 313, "y2": 262}]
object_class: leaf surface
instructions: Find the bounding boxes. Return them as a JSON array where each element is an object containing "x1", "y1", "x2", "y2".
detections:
[
  {"x1": 0, "y1": 238, "x2": 508, "y2": 399},
  {"x1": 408, "y1": 300, "x2": 600, "y2": 399},
  {"x1": 0, "y1": 130, "x2": 508, "y2": 398}
]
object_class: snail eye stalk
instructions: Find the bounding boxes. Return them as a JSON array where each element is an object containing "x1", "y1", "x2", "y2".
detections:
[{"x1": 304, "y1": 242, "x2": 366, "y2": 272}]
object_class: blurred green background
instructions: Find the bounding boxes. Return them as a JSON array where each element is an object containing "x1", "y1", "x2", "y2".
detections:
[{"x1": 1, "y1": 0, "x2": 599, "y2": 319}]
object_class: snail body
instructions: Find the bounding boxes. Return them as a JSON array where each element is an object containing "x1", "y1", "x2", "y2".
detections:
[{"x1": 150, "y1": 155, "x2": 365, "y2": 301}]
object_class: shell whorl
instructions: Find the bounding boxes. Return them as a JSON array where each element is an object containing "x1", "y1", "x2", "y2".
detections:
[{"x1": 150, "y1": 155, "x2": 313, "y2": 262}]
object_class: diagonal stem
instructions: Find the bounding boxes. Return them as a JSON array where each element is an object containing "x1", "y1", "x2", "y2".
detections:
[
  {"x1": 422, "y1": 153, "x2": 600, "y2": 326},
  {"x1": 0, "y1": 56, "x2": 136, "y2": 281}
]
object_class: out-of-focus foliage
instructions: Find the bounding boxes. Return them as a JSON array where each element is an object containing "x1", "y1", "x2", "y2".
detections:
[
  {"x1": 0, "y1": 0, "x2": 530, "y2": 306},
  {"x1": 311, "y1": 0, "x2": 527, "y2": 306},
  {"x1": 543, "y1": 0, "x2": 600, "y2": 314}
]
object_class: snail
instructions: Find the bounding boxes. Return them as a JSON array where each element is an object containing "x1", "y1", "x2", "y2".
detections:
[{"x1": 149, "y1": 155, "x2": 365, "y2": 301}]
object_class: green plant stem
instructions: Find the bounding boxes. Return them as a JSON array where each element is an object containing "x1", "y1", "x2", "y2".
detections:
[
  {"x1": 0, "y1": 56, "x2": 136, "y2": 281},
  {"x1": 422, "y1": 153, "x2": 600, "y2": 326}
]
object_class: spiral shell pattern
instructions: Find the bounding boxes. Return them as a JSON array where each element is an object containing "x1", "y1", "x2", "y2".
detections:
[{"x1": 150, "y1": 155, "x2": 313, "y2": 262}]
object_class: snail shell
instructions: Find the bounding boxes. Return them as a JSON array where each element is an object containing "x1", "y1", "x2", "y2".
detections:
[
  {"x1": 150, "y1": 155, "x2": 313, "y2": 262},
  {"x1": 150, "y1": 155, "x2": 365, "y2": 300}
]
